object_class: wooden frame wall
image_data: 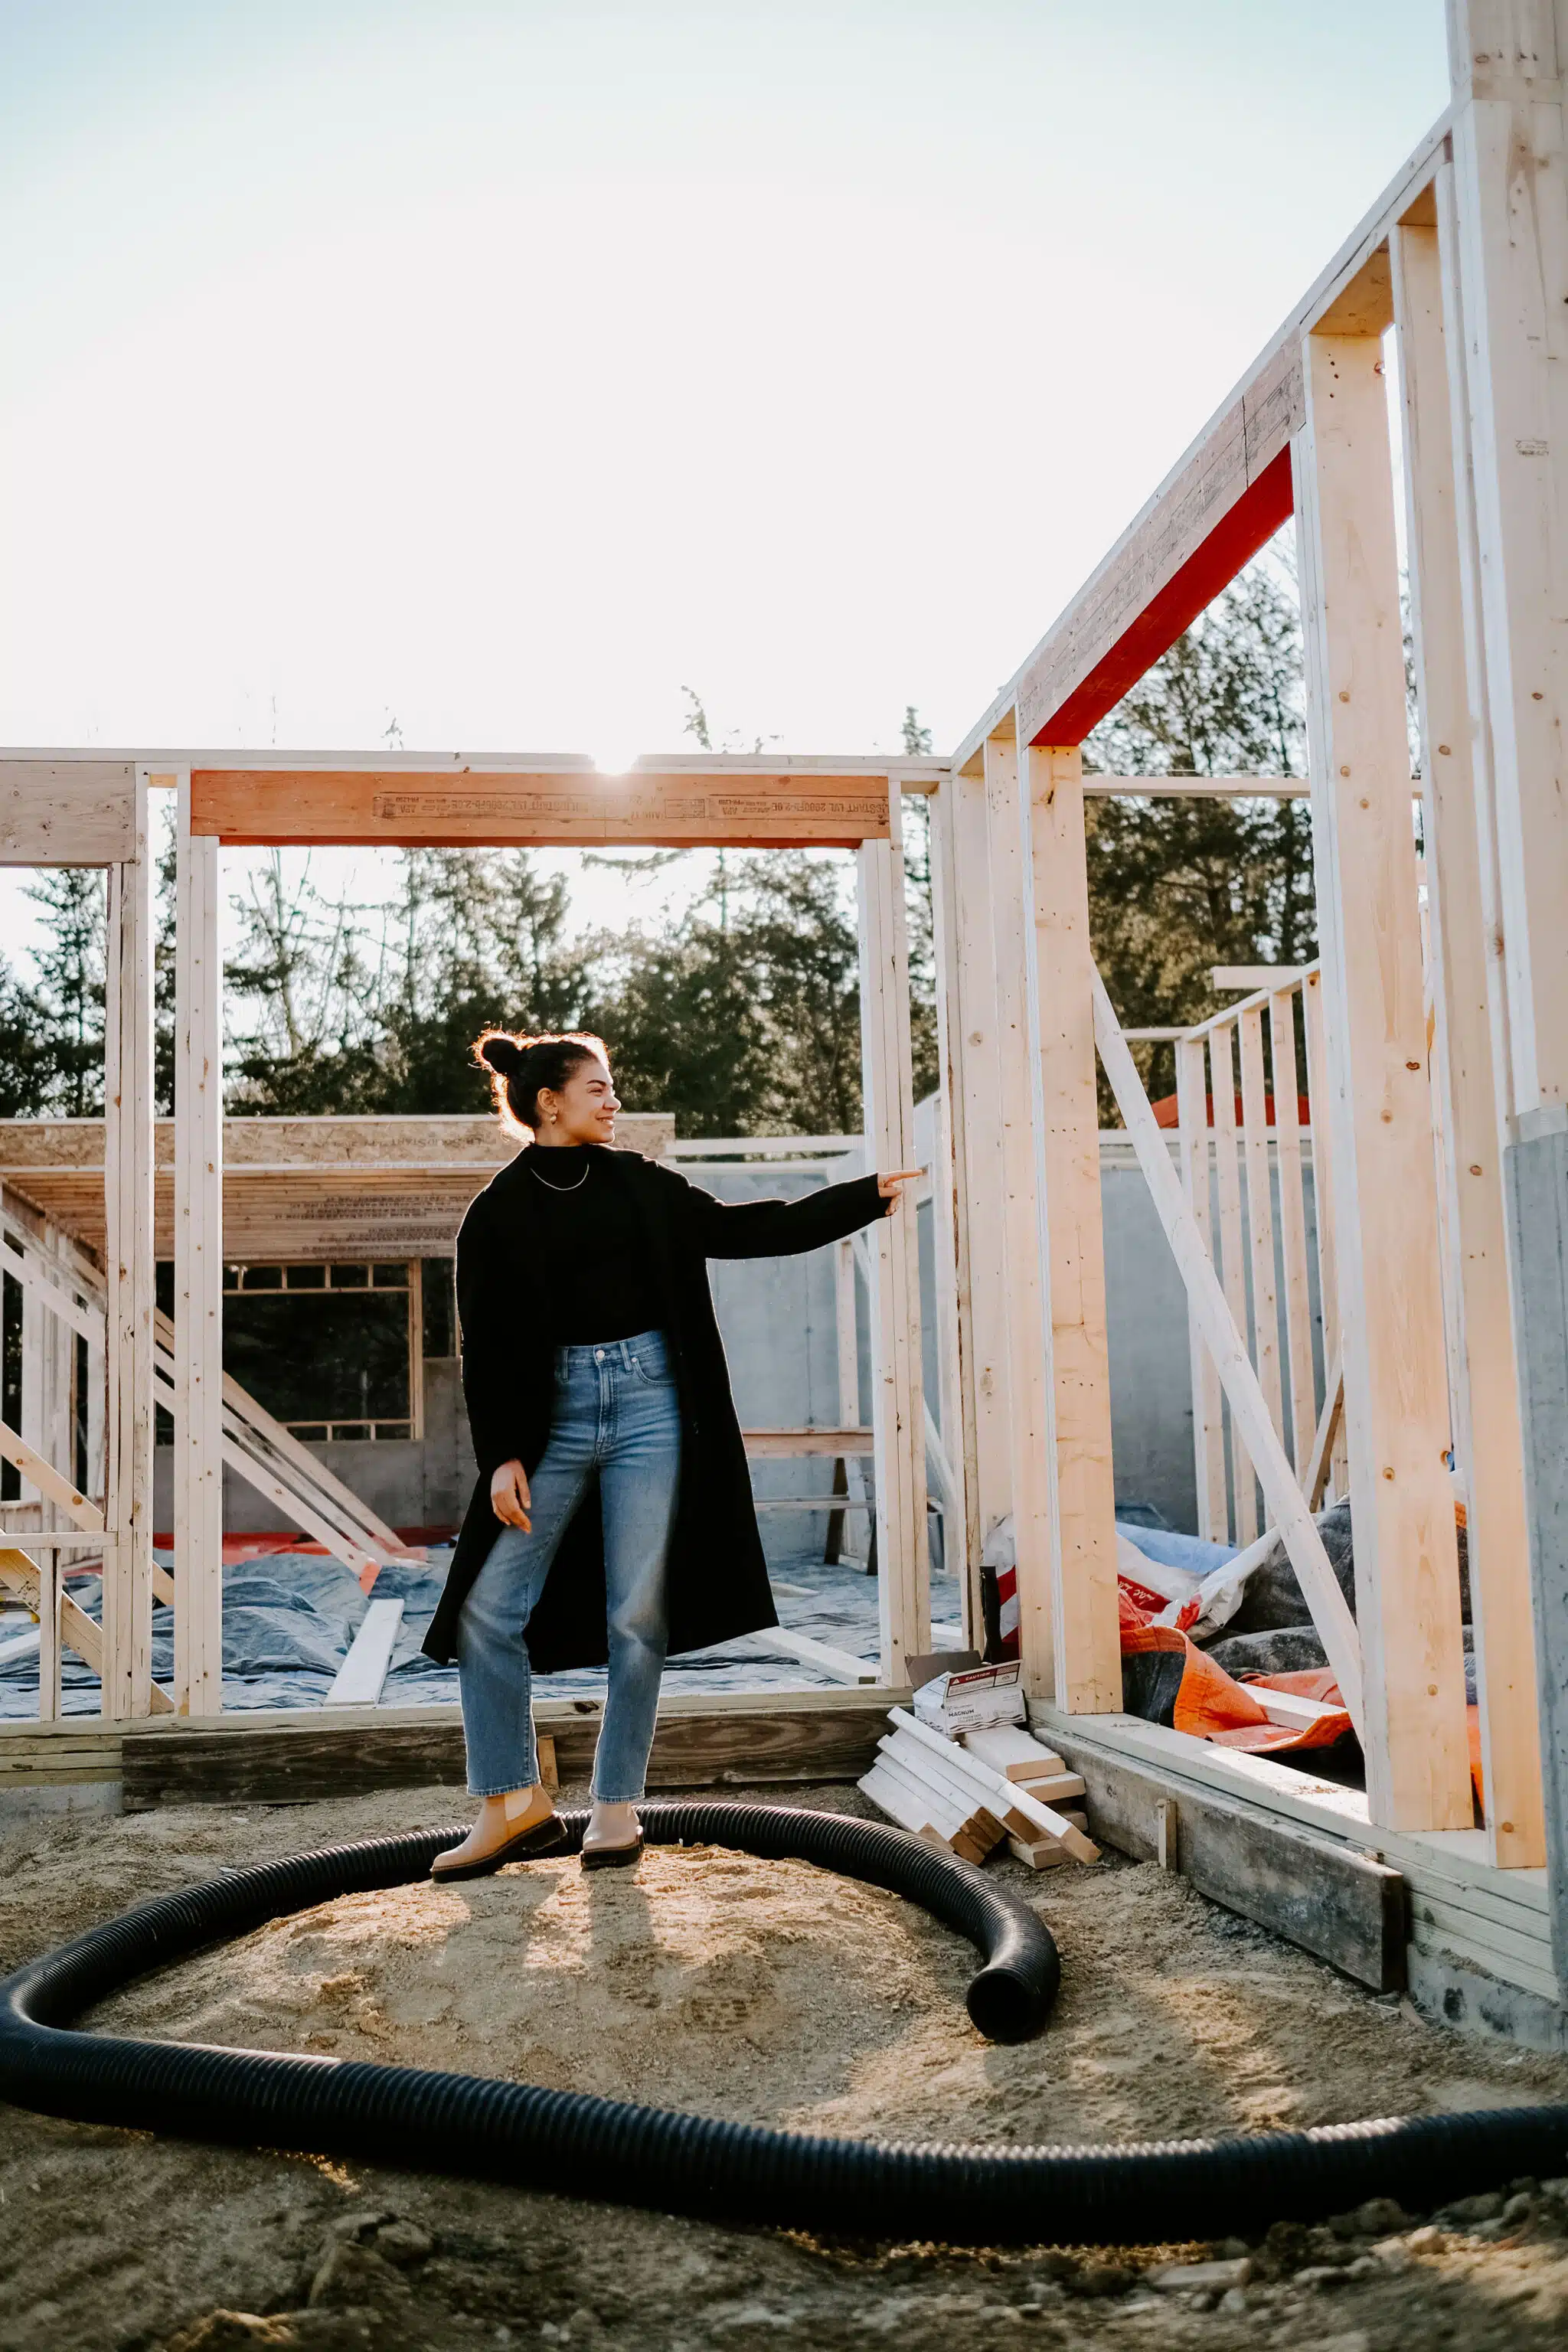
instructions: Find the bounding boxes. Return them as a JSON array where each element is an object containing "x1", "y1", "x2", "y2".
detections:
[
  {"x1": 0, "y1": 762, "x2": 158, "y2": 1726},
  {"x1": 929, "y1": 10, "x2": 1562, "y2": 1934},
  {"x1": 2, "y1": 753, "x2": 942, "y2": 1725},
  {"x1": 1294, "y1": 325, "x2": 1471, "y2": 1831},
  {"x1": 173, "y1": 768, "x2": 224, "y2": 1713},
  {"x1": 929, "y1": 761, "x2": 1012, "y2": 1633},
  {"x1": 172, "y1": 755, "x2": 936, "y2": 1701},
  {"x1": 1442, "y1": 3, "x2": 1568, "y2": 1972},
  {"x1": 857, "y1": 789, "x2": 932, "y2": 1681}
]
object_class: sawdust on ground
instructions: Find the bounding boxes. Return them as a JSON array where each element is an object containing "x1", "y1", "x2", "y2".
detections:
[{"x1": 3, "y1": 1777, "x2": 1568, "y2": 2350}]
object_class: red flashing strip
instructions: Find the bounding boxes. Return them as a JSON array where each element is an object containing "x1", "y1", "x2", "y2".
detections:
[{"x1": 1030, "y1": 445, "x2": 1295, "y2": 747}]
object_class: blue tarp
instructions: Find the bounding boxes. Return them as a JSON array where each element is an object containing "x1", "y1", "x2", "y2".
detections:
[{"x1": 0, "y1": 1544, "x2": 964, "y2": 1717}]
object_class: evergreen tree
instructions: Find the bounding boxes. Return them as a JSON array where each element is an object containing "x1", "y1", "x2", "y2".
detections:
[
  {"x1": 0, "y1": 956, "x2": 50, "y2": 1117},
  {"x1": 1083, "y1": 550, "x2": 1314, "y2": 1112},
  {"x1": 727, "y1": 853, "x2": 864, "y2": 1132},
  {"x1": 24, "y1": 868, "x2": 106, "y2": 1115},
  {"x1": 224, "y1": 853, "x2": 386, "y2": 1112},
  {"x1": 153, "y1": 799, "x2": 178, "y2": 1115},
  {"x1": 587, "y1": 912, "x2": 773, "y2": 1136},
  {"x1": 374, "y1": 848, "x2": 593, "y2": 1112}
]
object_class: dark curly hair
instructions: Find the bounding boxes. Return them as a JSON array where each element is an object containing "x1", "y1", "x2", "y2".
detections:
[{"x1": 474, "y1": 1029, "x2": 610, "y2": 1137}]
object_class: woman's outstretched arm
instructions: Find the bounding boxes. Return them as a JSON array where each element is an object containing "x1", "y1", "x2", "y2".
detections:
[{"x1": 684, "y1": 1167, "x2": 916, "y2": 1261}]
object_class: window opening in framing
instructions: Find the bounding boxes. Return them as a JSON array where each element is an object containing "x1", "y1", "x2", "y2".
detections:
[{"x1": 206, "y1": 1259, "x2": 423, "y2": 1441}]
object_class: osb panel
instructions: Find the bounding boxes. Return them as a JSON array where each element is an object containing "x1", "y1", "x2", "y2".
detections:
[{"x1": 0, "y1": 1112, "x2": 675, "y2": 1259}]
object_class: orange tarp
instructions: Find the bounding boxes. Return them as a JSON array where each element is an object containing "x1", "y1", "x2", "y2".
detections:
[{"x1": 1119, "y1": 1607, "x2": 1354, "y2": 1756}]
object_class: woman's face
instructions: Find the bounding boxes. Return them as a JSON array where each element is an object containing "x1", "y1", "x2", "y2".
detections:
[{"x1": 537, "y1": 1052, "x2": 619, "y2": 1145}]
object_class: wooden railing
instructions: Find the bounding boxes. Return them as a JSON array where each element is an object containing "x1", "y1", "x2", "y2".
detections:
[
  {"x1": 1091, "y1": 969, "x2": 1364, "y2": 1732},
  {"x1": 1155, "y1": 963, "x2": 1345, "y2": 1547},
  {"x1": 0, "y1": 1207, "x2": 170, "y2": 1717}
]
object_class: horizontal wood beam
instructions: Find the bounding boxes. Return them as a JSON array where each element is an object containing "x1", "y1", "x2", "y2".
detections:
[
  {"x1": 742, "y1": 1428, "x2": 874, "y2": 1456},
  {"x1": 1044, "y1": 1721, "x2": 1406, "y2": 1989},
  {"x1": 119, "y1": 1697, "x2": 898, "y2": 1809},
  {"x1": 1178, "y1": 962, "x2": 1321, "y2": 1042},
  {"x1": 0, "y1": 762, "x2": 136, "y2": 865},
  {"x1": 1211, "y1": 965, "x2": 1314, "y2": 990},
  {"x1": 191, "y1": 769, "x2": 899, "y2": 848},
  {"x1": 1083, "y1": 775, "x2": 1310, "y2": 798}
]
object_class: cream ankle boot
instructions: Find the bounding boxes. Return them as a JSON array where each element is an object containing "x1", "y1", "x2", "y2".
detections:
[
  {"x1": 581, "y1": 1798, "x2": 644, "y2": 1870},
  {"x1": 431, "y1": 1783, "x2": 564, "y2": 1880}
]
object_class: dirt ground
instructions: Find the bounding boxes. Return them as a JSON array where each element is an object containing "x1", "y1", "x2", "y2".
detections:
[{"x1": 5, "y1": 1780, "x2": 1568, "y2": 2350}]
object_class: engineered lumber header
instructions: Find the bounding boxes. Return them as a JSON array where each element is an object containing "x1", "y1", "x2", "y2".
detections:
[
  {"x1": 190, "y1": 760, "x2": 910, "y2": 847},
  {"x1": 951, "y1": 110, "x2": 1451, "y2": 763}
]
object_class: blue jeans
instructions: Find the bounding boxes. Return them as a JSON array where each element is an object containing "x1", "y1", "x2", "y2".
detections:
[{"x1": 457, "y1": 1329, "x2": 681, "y2": 1802}]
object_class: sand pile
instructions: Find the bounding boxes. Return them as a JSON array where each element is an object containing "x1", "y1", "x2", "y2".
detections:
[
  {"x1": 88, "y1": 1824, "x2": 1567, "y2": 2150},
  {"x1": 93, "y1": 1843, "x2": 971, "y2": 2132}
]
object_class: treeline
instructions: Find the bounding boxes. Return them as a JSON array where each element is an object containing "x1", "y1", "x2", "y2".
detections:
[{"x1": 0, "y1": 553, "x2": 1315, "y2": 1135}]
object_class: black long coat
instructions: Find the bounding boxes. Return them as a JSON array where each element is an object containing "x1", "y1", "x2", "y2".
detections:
[{"x1": 421, "y1": 1146, "x2": 890, "y2": 1670}]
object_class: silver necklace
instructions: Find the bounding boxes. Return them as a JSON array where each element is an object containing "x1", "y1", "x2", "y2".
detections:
[{"x1": 529, "y1": 1150, "x2": 591, "y2": 1194}]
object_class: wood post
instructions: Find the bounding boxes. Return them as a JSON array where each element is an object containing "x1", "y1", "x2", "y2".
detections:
[
  {"x1": 926, "y1": 781, "x2": 980, "y2": 1632},
  {"x1": 983, "y1": 728, "x2": 1056, "y2": 1697},
  {"x1": 1301, "y1": 969, "x2": 1348, "y2": 1498},
  {"x1": 1018, "y1": 744, "x2": 1120, "y2": 1710},
  {"x1": 857, "y1": 789, "x2": 929, "y2": 1684},
  {"x1": 935, "y1": 762, "x2": 1014, "y2": 1602},
  {"x1": 1238, "y1": 1004, "x2": 1284, "y2": 1442},
  {"x1": 1393, "y1": 204, "x2": 1545, "y2": 1870},
  {"x1": 828, "y1": 1236, "x2": 870, "y2": 1566},
  {"x1": 1176, "y1": 1037, "x2": 1227, "y2": 1539},
  {"x1": 174, "y1": 776, "x2": 224, "y2": 1717},
  {"x1": 1269, "y1": 988, "x2": 1318, "y2": 1478},
  {"x1": 17, "y1": 1279, "x2": 45, "y2": 1534},
  {"x1": 102, "y1": 769, "x2": 157, "y2": 1721},
  {"x1": 43, "y1": 1234, "x2": 74, "y2": 1520},
  {"x1": 1293, "y1": 329, "x2": 1472, "y2": 1833},
  {"x1": 1210, "y1": 1021, "x2": 1256, "y2": 1543},
  {"x1": 407, "y1": 1259, "x2": 426, "y2": 1440},
  {"x1": 1446, "y1": 15, "x2": 1568, "y2": 1124},
  {"x1": 1443, "y1": 3, "x2": 1568, "y2": 1956}
]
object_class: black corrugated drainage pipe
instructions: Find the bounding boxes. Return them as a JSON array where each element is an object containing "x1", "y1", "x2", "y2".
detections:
[{"x1": 2, "y1": 1800, "x2": 1565, "y2": 2244}]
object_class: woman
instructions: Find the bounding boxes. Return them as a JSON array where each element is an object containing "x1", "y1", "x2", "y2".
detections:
[{"x1": 424, "y1": 1029, "x2": 917, "y2": 1877}]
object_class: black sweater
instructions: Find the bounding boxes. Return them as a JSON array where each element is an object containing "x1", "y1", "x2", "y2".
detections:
[{"x1": 515, "y1": 1143, "x2": 662, "y2": 1343}]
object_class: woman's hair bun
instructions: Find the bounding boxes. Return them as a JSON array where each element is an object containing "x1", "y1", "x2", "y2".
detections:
[
  {"x1": 472, "y1": 1026, "x2": 610, "y2": 1135},
  {"x1": 478, "y1": 1034, "x2": 526, "y2": 1076}
]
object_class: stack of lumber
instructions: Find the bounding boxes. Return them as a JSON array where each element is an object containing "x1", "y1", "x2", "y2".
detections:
[
  {"x1": 858, "y1": 1707, "x2": 1099, "y2": 1869},
  {"x1": 960, "y1": 1722, "x2": 1096, "y2": 1867}
]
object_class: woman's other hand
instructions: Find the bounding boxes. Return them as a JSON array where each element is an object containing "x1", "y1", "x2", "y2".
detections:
[
  {"x1": 876, "y1": 1168, "x2": 923, "y2": 1213},
  {"x1": 490, "y1": 1459, "x2": 532, "y2": 1530}
]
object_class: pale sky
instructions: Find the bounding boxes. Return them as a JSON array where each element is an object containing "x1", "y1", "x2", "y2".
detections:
[{"x1": 1, "y1": 1, "x2": 1450, "y2": 967}]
